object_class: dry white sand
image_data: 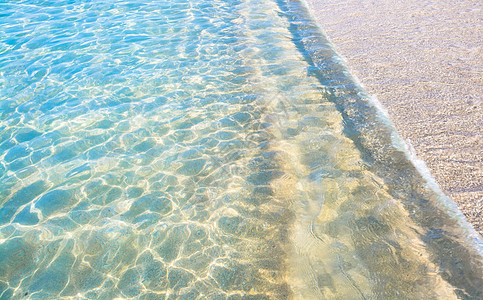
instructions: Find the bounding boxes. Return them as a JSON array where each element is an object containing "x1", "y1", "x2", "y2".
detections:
[{"x1": 304, "y1": 0, "x2": 482, "y2": 234}]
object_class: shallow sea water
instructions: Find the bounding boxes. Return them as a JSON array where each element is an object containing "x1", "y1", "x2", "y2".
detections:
[{"x1": 0, "y1": 0, "x2": 482, "y2": 299}]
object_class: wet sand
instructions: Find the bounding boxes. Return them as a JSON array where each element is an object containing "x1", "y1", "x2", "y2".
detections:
[{"x1": 303, "y1": 0, "x2": 483, "y2": 234}]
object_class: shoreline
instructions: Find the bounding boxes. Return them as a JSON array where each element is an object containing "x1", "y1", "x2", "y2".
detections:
[{"x1": 303, "y1": 0, "x2": 483, "y2": 235}]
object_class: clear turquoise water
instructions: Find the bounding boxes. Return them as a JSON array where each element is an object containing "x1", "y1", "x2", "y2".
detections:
[{"x1": 0, "y1": 0, "x2": 482, "y2": 299}]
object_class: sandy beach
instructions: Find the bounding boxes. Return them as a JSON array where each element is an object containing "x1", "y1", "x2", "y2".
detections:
[{"x1": 304, "y1": 0, "x2": 483, "y2": 234}]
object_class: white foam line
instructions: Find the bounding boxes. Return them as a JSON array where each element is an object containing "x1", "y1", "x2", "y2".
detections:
[{"x1": 297, "y1": 0, "x2": 483, "y2": 253}]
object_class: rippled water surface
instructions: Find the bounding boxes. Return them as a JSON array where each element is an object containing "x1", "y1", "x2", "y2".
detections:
[{"x1": 0, "y1": 0, "x2": 482, "y2": 299}]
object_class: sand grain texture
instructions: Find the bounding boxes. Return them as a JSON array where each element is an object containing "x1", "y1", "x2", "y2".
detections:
[{"x1": 304, "y1": 0, "x2": 483, "y2": 234}]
